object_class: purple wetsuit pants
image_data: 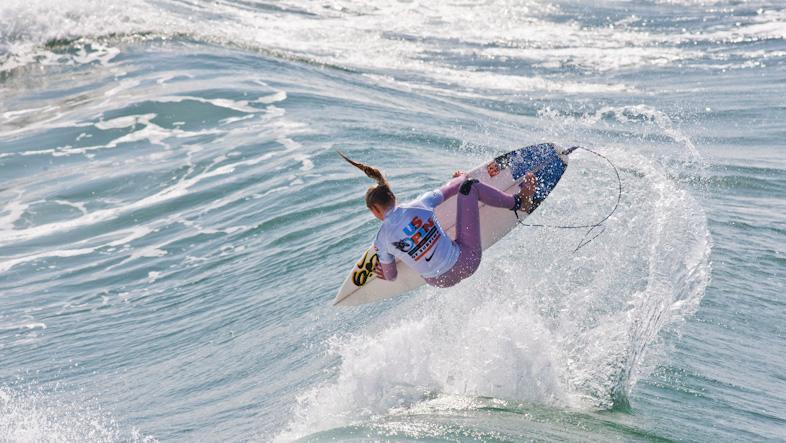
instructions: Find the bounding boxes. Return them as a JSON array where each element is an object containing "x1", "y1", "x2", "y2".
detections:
[{"x1": 423, "y1": 177, "x2": 515, "y2": 288}]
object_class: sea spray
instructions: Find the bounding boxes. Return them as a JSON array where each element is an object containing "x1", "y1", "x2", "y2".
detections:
[{"x1": 279, "y1": 147, "x2": 711, "y2": 439}]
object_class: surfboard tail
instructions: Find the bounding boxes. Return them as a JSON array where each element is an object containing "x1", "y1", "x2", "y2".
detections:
[{"x1": 562, "y1": 146, "x2": 580, "y2": 156}]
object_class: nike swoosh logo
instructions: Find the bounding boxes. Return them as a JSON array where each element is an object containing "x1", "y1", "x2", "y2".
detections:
[{"x1": 424, "y1": 250, "x2": 436, "y2": 262}]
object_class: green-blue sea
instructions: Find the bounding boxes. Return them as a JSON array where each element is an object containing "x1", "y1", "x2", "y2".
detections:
[{"x1": 1, "y1": 0, "x2": 784, "y2": 441}]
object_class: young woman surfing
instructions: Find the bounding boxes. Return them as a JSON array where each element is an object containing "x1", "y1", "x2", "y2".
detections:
[{"x1": 338, "y1": 151, "x2": 536, "y2": 288}]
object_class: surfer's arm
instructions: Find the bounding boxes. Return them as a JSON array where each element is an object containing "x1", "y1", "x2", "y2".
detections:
[
  {"x1": 412, "y1": 172, "x2": 467, "y2": 209},
  {"x1": 373, "y1": 239, "x2": 397, "y2": 281},
  {"x1": 438, "y1": 174, "x2": 466, "y2": 201}
]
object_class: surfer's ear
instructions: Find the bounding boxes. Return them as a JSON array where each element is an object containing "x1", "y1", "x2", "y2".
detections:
[{"x1": 369, "y1": 203, "x2": 386, "y2": 221}]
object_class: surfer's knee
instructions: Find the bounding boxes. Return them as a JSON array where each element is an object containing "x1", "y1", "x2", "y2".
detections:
[
  {"x1": 458, "y1": 249, "x2": 482, "y2": 279},
  {"x1": 467, "y1": 250, "x2": 482, "y2": 274}
]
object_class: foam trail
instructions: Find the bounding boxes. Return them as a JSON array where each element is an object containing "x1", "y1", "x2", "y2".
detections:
[
  {"x1": 0, "y1": 248, "x2": 96, "y2": 273},
  {"x1": 277, "y1": 303, "x2": 569, "y2": 441}
]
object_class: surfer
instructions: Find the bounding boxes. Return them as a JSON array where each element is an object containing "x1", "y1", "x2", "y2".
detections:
[{"x1": 338, "y1": 151, "x2": 536, "y2": 288}]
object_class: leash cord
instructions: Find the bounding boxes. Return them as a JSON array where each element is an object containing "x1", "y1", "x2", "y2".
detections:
[{"x1": 515, "y1": 146, "x2": 622, "y2": 252}]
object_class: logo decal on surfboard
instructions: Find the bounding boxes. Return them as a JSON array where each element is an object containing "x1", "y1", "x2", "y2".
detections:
[
  {"x1": 487, "y1": 162, "x2": 500, "y2": 177},
  {"x1": 352, "y1": 249, "x2": 379, "y2": 287},
  {"x1": 488, "y1": 151, "x2": 517, "y2": 178}
]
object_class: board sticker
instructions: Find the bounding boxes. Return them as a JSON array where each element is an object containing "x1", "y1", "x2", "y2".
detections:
[
  {"x1": 487, "y1": 162, "x2": 500, "y2": 177},
  {"x1": 352, "y1": 249, "x2": 379, "y2": 287}
]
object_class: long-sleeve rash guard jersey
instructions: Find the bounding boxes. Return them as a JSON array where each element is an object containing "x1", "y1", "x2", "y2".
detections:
[{"x1": 373, "y1": 190, "x2": 460, "y2": 279}]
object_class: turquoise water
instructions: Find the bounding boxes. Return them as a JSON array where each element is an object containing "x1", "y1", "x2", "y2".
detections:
[{"x1": 1, "y1": 0, "x2": 784, "y2": 441}]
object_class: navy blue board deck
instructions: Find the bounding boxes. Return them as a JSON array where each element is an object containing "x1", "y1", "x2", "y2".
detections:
[{"x1": 491, "y1": 142, "x2": 567, "y2": 205}]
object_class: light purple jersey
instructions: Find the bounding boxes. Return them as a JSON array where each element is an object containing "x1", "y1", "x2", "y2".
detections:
[{"x1": 373, "y1": 190, "x2": 460, "y2": 279}]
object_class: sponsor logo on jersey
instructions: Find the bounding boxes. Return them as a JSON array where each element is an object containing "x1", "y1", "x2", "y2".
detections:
[{"x1": 392, "y1": 215, "x2": 441, "y2": 262}]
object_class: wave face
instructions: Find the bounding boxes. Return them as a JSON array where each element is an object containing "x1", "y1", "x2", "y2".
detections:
[{"x1": 1, "y1": 0, "x2": 784, "y2": 441}]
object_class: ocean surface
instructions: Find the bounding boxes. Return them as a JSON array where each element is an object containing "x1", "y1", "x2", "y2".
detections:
[{"x1": 1, "y1": 0, "x2": 784, "y2": 441}]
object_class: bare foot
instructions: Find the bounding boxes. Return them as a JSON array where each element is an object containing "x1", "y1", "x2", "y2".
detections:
[{"x1": 518, "y1": 172, "x2": 536, "y2": 213}]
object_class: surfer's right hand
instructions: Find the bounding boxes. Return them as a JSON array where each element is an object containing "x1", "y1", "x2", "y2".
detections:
[
  {"x1": 452, "y1": 170, "x2": 466, "y2": 178},
  {"x1": 373, "y1": 263, "x2": 386, "y2": 280}
]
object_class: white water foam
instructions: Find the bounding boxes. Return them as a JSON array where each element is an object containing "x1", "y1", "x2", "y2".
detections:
[
  {"x1": 7, "y1": 0, "x2": 781, "y2": 97},
  {"x1": 0, "y1": 386, "x2": 155, "y2": 442}
]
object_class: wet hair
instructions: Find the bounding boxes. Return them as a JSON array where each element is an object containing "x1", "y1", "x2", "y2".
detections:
[{"x1": 337, "y1": 150, "x2": 396, "y2": 211}]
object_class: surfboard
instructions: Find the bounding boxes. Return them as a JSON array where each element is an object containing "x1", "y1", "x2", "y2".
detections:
[{"x1": 333, "y1": 142, "x2": 570, "y2": 306}]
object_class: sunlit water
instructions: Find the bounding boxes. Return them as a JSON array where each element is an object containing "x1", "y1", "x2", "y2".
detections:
[{"x1": 1, "y1": 0, "x2": 784, "y2": 441}]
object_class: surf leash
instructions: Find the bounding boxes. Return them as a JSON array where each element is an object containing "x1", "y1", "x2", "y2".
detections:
[{"x1": 515, "y1": 146, "x2": 622, "y2": 252}]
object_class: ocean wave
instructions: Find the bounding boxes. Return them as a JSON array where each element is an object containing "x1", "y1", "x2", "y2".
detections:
[{"x1": 277, "y1": 145, "x2": 712, "y2": 440}]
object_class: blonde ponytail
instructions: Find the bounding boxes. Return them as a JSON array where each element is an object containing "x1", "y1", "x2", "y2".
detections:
[
  {"x1": 337, "y1": 150, "x2": 396, "y2": 210},
  {"x1": 337, "y1": 150, "x2": 387, "y2": 186}
]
